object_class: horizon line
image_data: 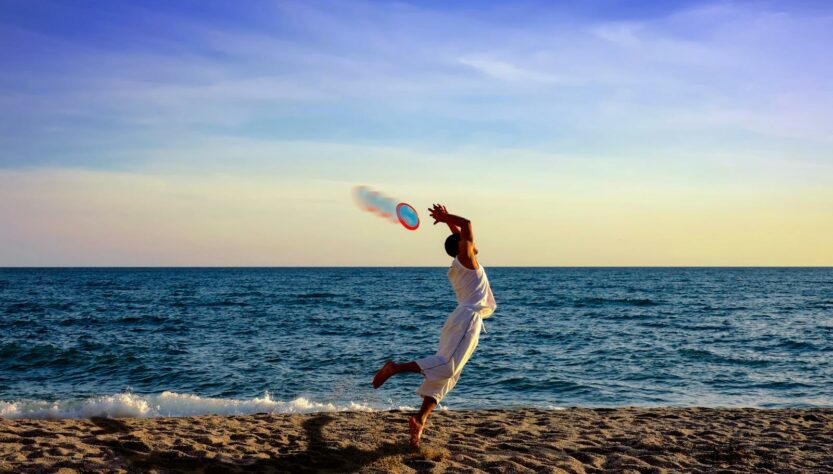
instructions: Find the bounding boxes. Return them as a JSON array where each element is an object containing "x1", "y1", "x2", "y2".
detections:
[{"x1": 2, "y1": 265, "x2": 831, "y2": 269}]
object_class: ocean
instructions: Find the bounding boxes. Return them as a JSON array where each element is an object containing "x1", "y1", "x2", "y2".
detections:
[{"x1": 1, "y1": 267, "x2": 831, "y2": 419}]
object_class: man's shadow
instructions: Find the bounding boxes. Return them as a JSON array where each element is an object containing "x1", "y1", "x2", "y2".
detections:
[
  {"x1": 90, "y1": 417, "x2": 131, "y2": 434},
  {"x1": 90, "y1": 414, "x2": 411, "y2": 473}
]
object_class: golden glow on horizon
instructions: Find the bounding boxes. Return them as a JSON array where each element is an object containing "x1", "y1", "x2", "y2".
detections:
[{"x1": 1, "y1": 166, "x2": 831, "y2": 266}]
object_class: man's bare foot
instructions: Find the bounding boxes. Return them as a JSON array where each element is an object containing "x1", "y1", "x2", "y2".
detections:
[
  {"x1": 372, "y1": 361, "x2": 396, "y2": 389},
  {"x1": 408, "y1": 416, "x2": 424, "y2": 448}
]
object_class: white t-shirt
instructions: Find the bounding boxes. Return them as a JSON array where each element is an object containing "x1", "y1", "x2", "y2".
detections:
[{"x1": 448, "y1": 257, "x2": 497, "y2": 318}]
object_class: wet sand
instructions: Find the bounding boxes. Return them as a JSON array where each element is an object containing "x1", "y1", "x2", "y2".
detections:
[{"x1": 1, "y1": 407, "x2": 831, "y2": 473}]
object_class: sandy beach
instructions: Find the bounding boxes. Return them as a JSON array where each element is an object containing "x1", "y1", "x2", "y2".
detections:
[{"x1": 1, "y1": 407, "x2": 831, "y2": 473}]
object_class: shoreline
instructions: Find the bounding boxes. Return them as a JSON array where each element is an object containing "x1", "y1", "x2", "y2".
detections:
[{"x1": 2, "y1": 407, "x2": 831, "y2": 473}]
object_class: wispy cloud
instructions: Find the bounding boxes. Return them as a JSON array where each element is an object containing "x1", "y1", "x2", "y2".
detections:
[{"x1": 457, "y1": 57, "x2": 573, "y2": 84}]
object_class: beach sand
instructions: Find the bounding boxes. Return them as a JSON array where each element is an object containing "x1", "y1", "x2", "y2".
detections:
[{"x1": 1, "y1": 407, "x2": 831, "y2": 473}]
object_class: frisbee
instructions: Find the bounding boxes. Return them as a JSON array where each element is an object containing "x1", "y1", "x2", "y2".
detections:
[
  {"x1": 353, "y1": 185, "x2": 420, "y2": 231},
  {"x1": 396, "y1": 202, "x2": 420, "y2": 230}
]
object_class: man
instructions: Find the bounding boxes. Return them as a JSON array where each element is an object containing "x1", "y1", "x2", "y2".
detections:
[{"x1": 372, "y1": 203, "x2": 496, "y2": 448}]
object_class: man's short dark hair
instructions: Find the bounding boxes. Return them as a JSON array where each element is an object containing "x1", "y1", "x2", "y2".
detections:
[{"x1": 445, "y1": 233, "x2": 461, "y2": 257}]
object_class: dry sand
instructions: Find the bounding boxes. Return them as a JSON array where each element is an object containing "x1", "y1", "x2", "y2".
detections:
[{"x1": 1, "y1": 407, "x2": 831, "y2": 473}]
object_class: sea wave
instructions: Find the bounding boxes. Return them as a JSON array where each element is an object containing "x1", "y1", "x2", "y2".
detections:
[
  {"x1": 573, "y1": 297, "x2": 660, "y2": 307},
  {"x1": 0, "y1": 392, "x2": 412, "y2": 420}
]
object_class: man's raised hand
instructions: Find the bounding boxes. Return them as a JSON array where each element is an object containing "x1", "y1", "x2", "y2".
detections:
[{"x1": 429, "y1": 204, "x2": 449, "y2": 225}]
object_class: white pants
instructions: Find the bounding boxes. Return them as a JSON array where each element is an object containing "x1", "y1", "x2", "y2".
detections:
[{"x1": 415, "y1": 306, "x2": 483, "y2": 403}]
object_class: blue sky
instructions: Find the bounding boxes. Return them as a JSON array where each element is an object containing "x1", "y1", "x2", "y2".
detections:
[
  {"x1": 1, "y1": 1, "x2": 832, "y2": 265},
  {"x1": 3, "y1": 0, "x2": 831, "y2": 170}
]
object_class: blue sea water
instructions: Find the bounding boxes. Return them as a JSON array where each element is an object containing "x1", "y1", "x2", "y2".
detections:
[{"x1": 1, "y1": 267, "x2": 831, "y2": 418}]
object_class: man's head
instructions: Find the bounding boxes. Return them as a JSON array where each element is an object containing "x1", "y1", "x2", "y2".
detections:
[{"x1": 444, "y1": 233, "x2": 461, "y2": 257}]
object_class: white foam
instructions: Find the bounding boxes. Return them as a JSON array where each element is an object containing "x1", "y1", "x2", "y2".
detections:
[{"x1": 0, "y1": 392, "x2": 414, "y2": 420}]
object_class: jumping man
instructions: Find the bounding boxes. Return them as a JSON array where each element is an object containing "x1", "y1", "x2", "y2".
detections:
[{"x1": 372, "y1": 204, "x2": 496, "y2": 448}]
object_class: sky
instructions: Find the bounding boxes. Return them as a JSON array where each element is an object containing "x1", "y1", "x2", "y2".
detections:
[{"x1": 1, "y1": 0, "x2": 832, "y2": 266}]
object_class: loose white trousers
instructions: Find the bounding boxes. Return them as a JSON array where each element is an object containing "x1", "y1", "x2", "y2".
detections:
[{"x1": 415, "y1": 305, "x2": 483, "y2": 403}]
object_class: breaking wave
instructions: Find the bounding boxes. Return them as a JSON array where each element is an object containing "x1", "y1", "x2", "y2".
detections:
[{"x1": 0, "y1": 392, "x2": 412, "y2": 420}]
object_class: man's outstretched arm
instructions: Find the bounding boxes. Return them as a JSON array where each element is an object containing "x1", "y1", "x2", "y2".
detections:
[
  {"x1": 429, "y1": 204, "x2": 478, "y2": 269},
  {"x1": 429, "y1": 204, "x2": 473, "y2": 242}
]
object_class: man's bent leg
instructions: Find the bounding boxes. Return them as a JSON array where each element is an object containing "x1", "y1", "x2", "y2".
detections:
[
  {"x1": 372, "y1": 361, "x2": 421, "y2": 389},
  {"x1": 396, "y1": 362, "x2": 421, "y2": 374}
]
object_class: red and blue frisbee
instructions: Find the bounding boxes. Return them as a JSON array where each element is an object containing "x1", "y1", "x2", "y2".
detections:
[{"x1": 396, "y1": 202, "x2": 420, "y2": 231}]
